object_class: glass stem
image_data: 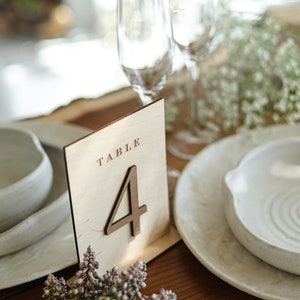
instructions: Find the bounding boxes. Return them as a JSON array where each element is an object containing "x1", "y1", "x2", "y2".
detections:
[
  {"x1": 186, "y1": 59, "x2": 200, "y2": 133},
  {"x1": 138, "y1": 92, "x2": 153, "y2": 106}
]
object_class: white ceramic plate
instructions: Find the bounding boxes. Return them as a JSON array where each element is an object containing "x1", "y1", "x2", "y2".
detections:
[
  {"x1": 0, "y1": 143, "x2": 69, "y2": 256},
  {"x1": 224, "y1": 137, "x2": 300, "y2": 275},
  {"x1": 174, "y1": 124, "x2": 300, "y2": 300},
  {"x1": 0, "y1": 120, "x2": 91, "y2": 289}
]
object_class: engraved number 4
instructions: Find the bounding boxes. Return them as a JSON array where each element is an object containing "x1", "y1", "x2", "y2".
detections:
[{"x1": 105, "y1": 165, "x2": 147, "y2": 237}]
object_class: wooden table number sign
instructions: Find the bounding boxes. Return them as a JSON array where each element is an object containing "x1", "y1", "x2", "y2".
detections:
[{"x1": 64, "y1": 99, "x2": 178, "y2": 272}]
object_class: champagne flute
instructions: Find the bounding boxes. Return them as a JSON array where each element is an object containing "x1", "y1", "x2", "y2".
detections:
[
  {"x1": 117, "y1": 0, "x2": 180, "y2": 195},
  {"x1": 167, "y1": 0, "x2": 217, "y2": 160},
  {"x1": 117, "y1": 0, "x2": 174, "y2": 106}
]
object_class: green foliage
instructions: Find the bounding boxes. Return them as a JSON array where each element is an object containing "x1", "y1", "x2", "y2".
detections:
[{"x1": 18, "y1": 0, "x2": 40, "y2": 10}]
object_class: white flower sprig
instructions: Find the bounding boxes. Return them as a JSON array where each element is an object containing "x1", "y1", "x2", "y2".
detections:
[{"x1": 200, "y1": 12, "x2": 300, "y2": 133}]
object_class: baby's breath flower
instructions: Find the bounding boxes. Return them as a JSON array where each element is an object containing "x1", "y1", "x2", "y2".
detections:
[{"x1": 194, "y1": 7, "x2": 300, "y2": 133}]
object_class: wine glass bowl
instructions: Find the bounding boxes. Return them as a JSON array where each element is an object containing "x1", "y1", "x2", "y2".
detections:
[
  {"x1": 171, "y1": 1, "x2": 215, "y2": 61},
  {"x1": 117, "y1": 0, "x2": 173, "y2": 105},
  {"x1": 167, "y1": 0, "x2": 218, "y2": 160}
]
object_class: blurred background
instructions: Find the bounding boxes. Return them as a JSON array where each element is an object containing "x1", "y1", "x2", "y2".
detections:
[
  {"x1": 0, "y1": 0, "x2": 128, "y2": 122},
  {"x1": 0, "y1": 0, "x2": 298, "y2": 122}
]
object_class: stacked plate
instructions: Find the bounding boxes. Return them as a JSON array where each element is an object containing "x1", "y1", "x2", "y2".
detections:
[
  {"x1": 0, "y1": 120, "x2": 90, "y2": 289},
  {"x1": 0, "y1": 125, "x2": 67, "y2": 256},
  {"x1": 174, "y1": 124, "x2": 300, "y2": 300},
  {"x1": 224, "y1": 137, "x2": 300, "y2": 275}
]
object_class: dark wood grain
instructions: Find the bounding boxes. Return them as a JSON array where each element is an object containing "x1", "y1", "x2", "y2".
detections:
[{"x1": 144, "y1": 242, "x2": 258, "y2": 300}]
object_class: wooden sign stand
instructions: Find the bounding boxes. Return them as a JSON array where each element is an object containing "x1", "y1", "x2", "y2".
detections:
[{"x1": 64, "y1": 99, "x2": 180, "y2": 272}]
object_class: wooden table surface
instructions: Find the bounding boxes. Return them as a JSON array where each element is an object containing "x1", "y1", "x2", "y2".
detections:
[{"x1": 1, "y1": 87, "x2": 258, "y2": 300}]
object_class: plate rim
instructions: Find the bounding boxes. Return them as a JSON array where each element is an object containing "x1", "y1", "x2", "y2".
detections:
[{"x1": 174, "y1": 123, "x2": 300, "y2": 300}]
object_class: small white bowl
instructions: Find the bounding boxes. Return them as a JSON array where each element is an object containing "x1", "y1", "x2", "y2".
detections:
[
  {"x1": 224, "y1": 137, "x2": 300, "y2": 275},
  {"x1": 0, "y1": 127, "x2": 53, "y2": 232},
  {"x1": 0, "y1": 144, "x2": 69, "y2": 256}
]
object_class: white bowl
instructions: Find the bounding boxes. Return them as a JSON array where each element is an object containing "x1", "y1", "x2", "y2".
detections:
[
  {"x1": 0, "y1": 127, "x2": 53, "y2": 232},
  {"x1": 0, "y1": 143, "x2": 69, "y2": 256},
  {"x1": 224, "y1": 137, "x2": 300, "y2": 275}
]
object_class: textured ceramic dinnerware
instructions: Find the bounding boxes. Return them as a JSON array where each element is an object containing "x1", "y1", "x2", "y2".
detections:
[
  {"x1": 0, "y1": 126, "x2": 53, "y2": 232},
  {"x1": 0, "y1": 120, "x2": 91, "y2": 289},
  {"x1": 0, "y1": 144, "x2": 69, "y2": 256},
  {"x1": 224, "y1": 137, "x2": 300, "y2": 275}
]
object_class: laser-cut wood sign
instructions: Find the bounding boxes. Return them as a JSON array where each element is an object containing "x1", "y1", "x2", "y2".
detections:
[
  {"x1": 105, "y1": 165, "x2": 147, "y2": 237},
  {"x1": 64, "y1": 99, "x2": 171, "y2": 272}
]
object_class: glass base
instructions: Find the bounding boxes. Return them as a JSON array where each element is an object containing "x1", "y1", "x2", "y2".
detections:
[
  {"x1": 167, "y1": 129, "x2": 218, "y2": 161},
  {"x1": 166, "y1": 166, "x2": 180, "y2": 224}
]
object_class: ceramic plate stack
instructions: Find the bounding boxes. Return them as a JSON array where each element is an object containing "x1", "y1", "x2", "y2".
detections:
[
  {"x1": 0, "y1": 142, "x2": 69, "y2": 256},
  {"x1": 0, "y1": 120, "x2": 91, "y2": 289},
  {"x1": 224, "y1": 137, "x2": 300, "y2": 275},
  {"x1": 174, "y1": 124, "x2": 300, "y2": 300}
]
